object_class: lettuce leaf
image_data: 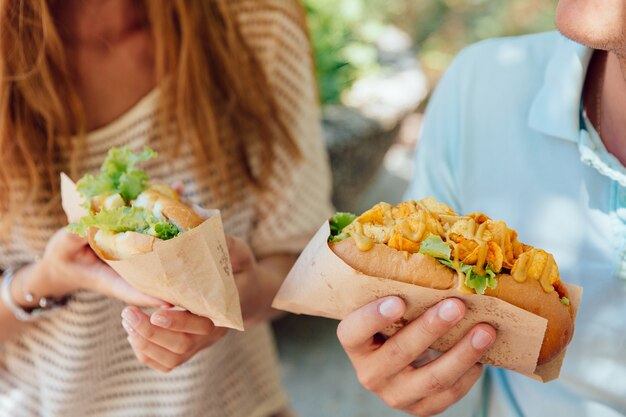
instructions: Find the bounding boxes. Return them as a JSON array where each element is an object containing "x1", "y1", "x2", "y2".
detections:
[
  {"x1": 419, "y1": 234, "x2": 451, "y2": 259},
  {"x1": 464, "y1": 264, "x2": 497, "y2": 295},
  {"x1": 420, "y1": 235, "x2": 498, "y2": 295},
  {"x1": 67, "y1": 206, "x2": 180, "y2": 240},
  {"x1": 328, "y1": 212, "x2": 357, "y2": 243},
  {"x1": 152, "y1": 222, "x2": 180, "y2": 240},
  {"x1": 76, "y1": 146, "x2": 156, "y2": 203}
]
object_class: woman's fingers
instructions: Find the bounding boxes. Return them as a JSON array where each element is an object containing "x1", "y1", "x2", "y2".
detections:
[
  {"x1": 121, "y1": 306, "x2": 228, "y2": 372},
  {"x1": 90, "y1": 269, "x2": 166, "y2": 307},
  {"x1": 337, "y1": 296, "x2": 406, "y2": 357},
  {"x1": 122, "y1": 307, "x2": 197, "y2": 355},
  {"x1": 127, "y1": 331, "x2": 189, "y2": 372},
  {"x1": 150, "y1": 309, "x2": 220, "y2": 336},
  {"x1": 122, "y1": 306, "x2": 227, "y2": 365},
  {"x1": 131, "y1": 346, "x2": 176, "y2": 373},
  {"x1": 170, "y1": 181, "x2": 185, "y2": 196}
]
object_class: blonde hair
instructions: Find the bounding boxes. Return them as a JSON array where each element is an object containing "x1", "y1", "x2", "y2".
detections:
[{"x1": 0, "y1": 0, "x2": 301, "y2": 228}]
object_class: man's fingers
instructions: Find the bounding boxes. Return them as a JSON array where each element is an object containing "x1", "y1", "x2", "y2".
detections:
[
  {"x1": 368, "y1": 298, "x2": 466, "y2": 378},
  {"x1": 150, "y1": 309, "x2": 221, "y2": 336},
  {"x1": 337, "y1": 296, "x2": 406, "y2": 356},
  {"x1": 406, "y1": 363, "x2": 484, "y2": 417},
  {"x1": 385, "y1": 323, "x2": 495, "y2": 405},
  {"x1": 415, "y1": 323, "x2": 495, "y2": 388}
]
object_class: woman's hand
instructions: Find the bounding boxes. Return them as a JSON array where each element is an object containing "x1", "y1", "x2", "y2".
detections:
[
  {"x1": 34, "y1": 228, "x2": 165, "y2": 307},
  {"x1": 121, "y1": 306, "x2": 228, "y2": 372},
  {"x1": 337, "y1": 296, "x2": 496, "y2": 417},
  {"x1": 225, "y1": 235, "x2": 261, "y2": 322}
]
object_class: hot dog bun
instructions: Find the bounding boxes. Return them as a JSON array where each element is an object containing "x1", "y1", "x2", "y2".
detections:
[
  {"x1": 134, "y1": 189, "x2": 204, "y2": 231},
  {"x1": 484, "y1": 274, "x2": 573, "y2": 364},
  {"x1": 89, "y1": 187, "x2": 204, "y2": 261},
  {"x1": 330, "y1": 238, "x2": 455, "y2": 290},
  {"x1": 328, "y1": 198, "x2": 575, "y2": 365},
  {"x1": 90, "y1": 229, "x2": 156, "y2": 261}
]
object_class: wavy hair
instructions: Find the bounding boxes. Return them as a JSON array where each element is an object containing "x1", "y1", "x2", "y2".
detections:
[{"x1": 0, "y1": 0, "x2": 301, "y2": 229}]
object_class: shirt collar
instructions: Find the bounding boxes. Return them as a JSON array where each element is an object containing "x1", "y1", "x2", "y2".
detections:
[{"x1": 528, "y1": 34, "x2": 593, "y2": 142}]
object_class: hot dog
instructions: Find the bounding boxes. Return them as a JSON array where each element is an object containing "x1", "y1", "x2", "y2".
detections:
[
  {"x1": 68, "y1": 147, "x2": 203, "y2": 260},
  {"x1": 328, "y1": 197, "x2": 574, "y2": 365}
]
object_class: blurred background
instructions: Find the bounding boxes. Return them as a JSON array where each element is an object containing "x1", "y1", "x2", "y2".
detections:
[{"x1": 273, "y1": 1, "x2": 556, "y2": 416}]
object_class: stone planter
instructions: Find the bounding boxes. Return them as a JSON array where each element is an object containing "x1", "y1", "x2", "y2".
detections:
[{"x1": 323, "y1": 105, "x2": 399, "y2": 212}]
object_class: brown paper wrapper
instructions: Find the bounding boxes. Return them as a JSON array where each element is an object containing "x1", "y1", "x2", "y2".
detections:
[
  {"x1": 61, "y1": 173, "x2": 244, "y2": 331},
  {"x1": 273, "y1": 221, "x2": 581, "y2": 382}
]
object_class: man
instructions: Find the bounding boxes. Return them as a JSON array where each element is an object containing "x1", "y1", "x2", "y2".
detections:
[{"x1": 337, "y1": 0, "x2": 626, "y2": 416}]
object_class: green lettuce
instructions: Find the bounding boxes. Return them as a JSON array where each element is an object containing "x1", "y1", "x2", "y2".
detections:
[
  {"x1": 464, "y1": 264, "x2": 497, "y2": 295},
  {"x1": 67, "y1": 206, "x2": 180, "y2": 240},
  {"x1": 420, "y1": 234, "x2": 498, "y2": 295},
  {"x1": 419, "y1": 234, "x2": 452, "y2": 259},
  {"x1": 328, "y1": 212, "x2": 357, "y2": 243},
  {"x1": 560, "y1": 297, "x2": 570, "y2": 306},
  {"x1": 76, "y1": 146, "x2": 156, "y2": 203}
]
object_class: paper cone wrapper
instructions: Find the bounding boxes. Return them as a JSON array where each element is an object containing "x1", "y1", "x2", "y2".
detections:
[
  {"x1": 273, "y1": 221, "x2": 582, "y2": 382},
  {"x1": 61, "y1": 173, "x2": 244, "y2": 331}
]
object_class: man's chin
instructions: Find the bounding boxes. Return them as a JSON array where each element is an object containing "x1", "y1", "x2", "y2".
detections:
[
  {"x1": 556, "y1": 28, "x2": 613, "y2": 51},
  {"x1": 556, "y1": 0, "x2": 626, "y2": 51}
]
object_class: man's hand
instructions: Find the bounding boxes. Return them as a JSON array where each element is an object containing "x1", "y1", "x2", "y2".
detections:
[{"x1": 337, "y1": 296, "x2": 496, "y2": 416}]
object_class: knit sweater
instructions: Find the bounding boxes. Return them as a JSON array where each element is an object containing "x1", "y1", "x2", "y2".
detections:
[{"x1": 0, "y1": 1, "x2": 333, "y2": 416}]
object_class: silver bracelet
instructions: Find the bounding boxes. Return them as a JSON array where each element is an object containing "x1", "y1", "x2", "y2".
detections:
[{"x1": 1, "y1": 265, "x2": 71, "y2": 321}]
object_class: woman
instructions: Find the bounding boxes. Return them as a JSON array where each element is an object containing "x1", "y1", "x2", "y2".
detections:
[{"x1": 0, "y1": 1, "x2": 332, "y2": 416}]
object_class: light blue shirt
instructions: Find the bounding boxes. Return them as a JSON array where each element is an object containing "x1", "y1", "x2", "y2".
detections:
[{"x1": 405, "y1": 32, "x2": 626, "y2": 417}]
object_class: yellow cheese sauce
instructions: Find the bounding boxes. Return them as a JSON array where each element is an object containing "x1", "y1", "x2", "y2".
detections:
[{"x1": 341, "y1": 198, "x2": 560, "y2": 294}]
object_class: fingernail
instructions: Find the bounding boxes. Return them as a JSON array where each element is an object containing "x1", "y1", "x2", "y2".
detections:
[
  {"x1": 122, "y1": 308, "x2": 140, "y2": 326},
  {"x1": 471, "y1": 329, "x2": 493, "y2": 350},
  {"x1": 121, "y1": 320, "x2": 135, "y2": 334},
  {"x1": 438, "y1": 300, "x2": 462, "y2": 322},
  {"x1": 151, "y1": 314, "x2": 171, "y2": 328},
  {"x1": 379, "y1": 297, "x2": 404, "y2": 319}
]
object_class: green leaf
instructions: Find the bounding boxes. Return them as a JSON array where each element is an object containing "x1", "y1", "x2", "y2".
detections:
[
  {"x1": 118, "y1": 170, "x2": 150, "y2": 201},
  {"x1": 67, "y1": 207, "x2": 153, "y2": 236},
  {"x1": 329, "y1": 232, "x2": 350, "y2": 243},
  {"x1": 76, "y1": 174, "x2": 116, "y2": 207},
  {"x1": 464, "y1": 264, "x2": 498, "y2": 295},
  {"x1": 560, "y1": 297, "x2": 570, "y2": 306},
  {"x1": 67, "y1": 206, "x2": 180, "y2": 241},
  {"x1": 76, "y1": 146, "x2": 156, "y2": 203},
  {"x1": 437, "y1": 257, "x2": 498, "y2": 295},
  {"x1": 152, "y1": 222, "x2": 180, "y2": 240},
  {"x1": 328, "y1": 212, "x2": 357, "y2": 242},
  {"x1": 419, "y1": 234, "x2": 451, "y2": 259}
]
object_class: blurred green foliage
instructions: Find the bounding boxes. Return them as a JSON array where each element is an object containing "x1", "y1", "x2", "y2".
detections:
[
  {"x1": 303, "y1": 0, "x2": 382, "y2": 104},
  {"x1": 380, "y1": 0, "x2": 556, "y2": 81},
  {"x1": 305, "y1": 0, "x2": 555, "y2": 103}
]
